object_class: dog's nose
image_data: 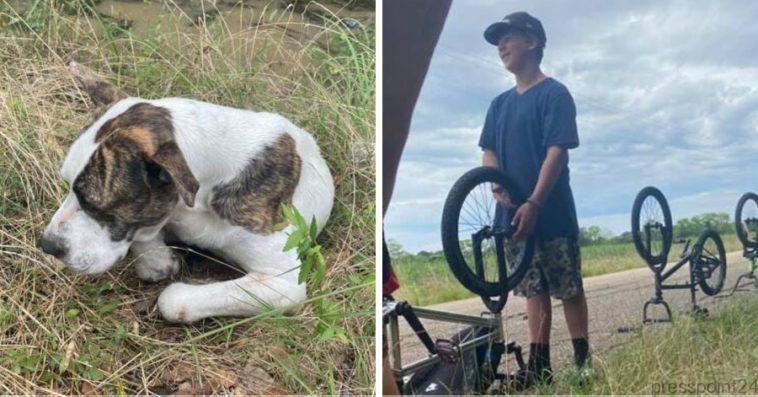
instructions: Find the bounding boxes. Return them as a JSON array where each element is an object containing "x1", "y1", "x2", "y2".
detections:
[{"x1": 39, "y1": 235, "x2": 67, "y2": 258}]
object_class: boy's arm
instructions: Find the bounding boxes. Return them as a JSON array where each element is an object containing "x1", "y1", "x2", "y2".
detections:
[
  {"x1": 512, "y1": 146, "x2": 567, "y2": 240},
  {"x1": 482, "y1": 148, "x2": 498, "y2": 168},
  {"x1": 530, "y1": 146, "x2": 568, "y2": 205},
  {"x1": 483, "y1": 149, "x2": 517, "y2": 209}
]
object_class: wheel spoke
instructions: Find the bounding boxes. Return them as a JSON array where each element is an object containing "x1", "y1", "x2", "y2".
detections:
[
  {"x1": 487, "y1": 182, "x2": 497, "y2": 226},
  {"x1": 701, "y1": 245, "x2": 718, "y2": 260},
  {"x1": 459, "y1": 216, "x2": 482, "y2": 231},
  {"x1": 701, "y1": 255, "x2": 719, "y2": 265},
  {"x1": 470, "y1": 190, "x2": 488, "y2": 226},
  {"x1": 473, "y1": 184, "x2": 490, "y2": 226},
  {"x1": 480, "y1": 183, "x2": 494, "y2": 226},
  {"x1": 459, "y1": 224, "x2": 480, "y2": 231},
  {"x1": 458, "y1": 227, "x2": 480, "y2": 234},
  {"x1": 461, "y1": 201, "x2": 483, "y2": 227}
]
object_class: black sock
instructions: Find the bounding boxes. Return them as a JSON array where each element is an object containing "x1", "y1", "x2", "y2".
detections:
[
  {"x1": 528, "y1": 343, "x2": 551, "y2": 373},
  {"x1": 571, "y1": 337, "x2": 590, "y2": 368}
]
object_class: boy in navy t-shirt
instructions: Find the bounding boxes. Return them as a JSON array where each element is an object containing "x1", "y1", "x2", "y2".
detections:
[{"x1": 479, "y1": 12, "x2": 591, "y2": 388}]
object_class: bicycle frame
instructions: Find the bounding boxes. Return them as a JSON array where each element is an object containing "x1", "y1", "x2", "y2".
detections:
[
  {"x1": 642, "y1": 226, "x2": 708, "y2": 324},
  {"x1": 385, "y1": 301, "x2": 499, "y2": 377},
  {"x1": 383, "y1": 299, "x2": 525, "y2": 392}
]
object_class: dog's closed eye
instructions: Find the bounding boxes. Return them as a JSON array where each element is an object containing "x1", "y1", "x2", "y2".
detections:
[
  {"x1": 73, "y1": 186, "x2": 100, "y2": 213},
  {"x1": 145, "y1": 161, "x2": 172, "y2": 186},
  {"x1": 75, "y1": 192, "x2": 114, "y2": 223}
]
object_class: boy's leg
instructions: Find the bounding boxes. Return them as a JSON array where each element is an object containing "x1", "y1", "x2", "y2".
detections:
[
  {"x1": 563, "y1": 291, "x2": 590, "y2": 369},
  {"x1": 525, "y1": 292, "x2": 553, "y2": 385},
  {"x1": 542, "y1": 237, "x2": 591, "y2": 369},
  {"x1": 563, "y1": 291, "x2": 588, "y2": 339},
  {"x1": 512, "y1": 244, "x2": 551, "y2": 344},
  {"x1": 526, "y1": 293, "x2": 552, "y2": 343},
  {"x1": 512, "y1": 245, "x2": 552, "y2": 345},
  {"x1": 511, "y1": 245, "x2": 553, "y2": 386}
]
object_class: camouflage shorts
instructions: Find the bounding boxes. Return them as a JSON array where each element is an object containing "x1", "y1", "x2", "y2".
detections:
[{"x1": 506, "y1": 237, "x2": 584, "y2": 300}]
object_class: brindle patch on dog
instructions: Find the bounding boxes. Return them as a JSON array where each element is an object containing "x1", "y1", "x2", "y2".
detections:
[
  {"x1": 73, "y1": 103, "x2": 198, "y2": 241},
  {"x1": 211, "y1": 134, "x2": 301, "y2": 234},
  {"x1": 95, "y1": 103, "x2": 172, "y2": 146}
]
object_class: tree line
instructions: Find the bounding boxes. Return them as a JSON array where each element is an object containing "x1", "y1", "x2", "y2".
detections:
[
  {"x1": 578, "y1": 212, "x2": 734, "y2": 246},
  {"x1": 389, "y1": 212, "x2": 735, "y2": 256}
]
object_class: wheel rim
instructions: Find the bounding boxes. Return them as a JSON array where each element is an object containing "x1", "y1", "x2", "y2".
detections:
[
  {"x1": 697, "y1": 236, "x2": 724, "y2": 290},
  {"x1": 738, "y1": 195, "x2": 758, "y2": 246},
  {"x1": 638, "y1": 195, "x2": 668, "y2": 261},
  {"x1": 456, "y1": 180, "x2": 528, "y2": 287}
]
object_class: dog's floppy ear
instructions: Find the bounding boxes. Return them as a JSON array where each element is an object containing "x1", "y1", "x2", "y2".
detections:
[
  {"x1": 67, "y1": 61, "x2": 126, "y2": 108},
  {"x1": 95, "y1": 102, "x2": 197, "y2": 207},
  {"x1": 152, "y1": 142, "x2": 199, "y2": 207}
]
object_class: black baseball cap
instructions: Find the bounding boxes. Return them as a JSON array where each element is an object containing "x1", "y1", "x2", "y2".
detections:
[{"x1": 484, "y1": 12, "x2": 546, "y2": 47}]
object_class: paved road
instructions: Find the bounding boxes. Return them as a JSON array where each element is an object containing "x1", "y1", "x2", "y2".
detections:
[{"x1": 391, "y1": 251, "x2": 756, "y2": 373}]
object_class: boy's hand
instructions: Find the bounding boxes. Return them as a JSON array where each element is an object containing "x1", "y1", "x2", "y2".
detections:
[
  {"x1": 511, "y1": 202, "x2": 538, "y2": 241},
  {"x1": 492, "y1": 185, "x2": 517, "y2": 209}
]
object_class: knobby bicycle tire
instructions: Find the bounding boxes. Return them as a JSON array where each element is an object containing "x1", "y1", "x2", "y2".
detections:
[
  {"x1": 693, "y1": 229, "x2": 727, "y2": 296},
  {"x1": 735, "y1": 192, "x2": 758, "y2": 249},
  {"x1": 441, "y1": 167, "x2": 535, "y2": 297},
  {"x1": 631, "y1": 186, "x2": 673, "y2": 272}
]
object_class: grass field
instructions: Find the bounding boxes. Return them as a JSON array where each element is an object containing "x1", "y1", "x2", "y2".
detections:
[
  {"x1": 0, "y1": 1, "x2": 374, "y2": 394},
  {"x1": 393, "y1": 233, "x2": 742, "y2": 306},
  {"x1": 541, "y1": 293, "x2": 758, "y2": 394}
]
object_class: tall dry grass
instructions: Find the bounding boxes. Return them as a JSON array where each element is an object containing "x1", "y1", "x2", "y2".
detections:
[
  {"x1": 0, "y1": 0, "x2": 374, "y2": 394},
  {"x1": 540, "y1": 293, "x2": 758, "y2": 394}
]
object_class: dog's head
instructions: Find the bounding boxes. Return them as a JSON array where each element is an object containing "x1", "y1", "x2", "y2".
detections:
[{"x1": 40, "y1": 97, "x2": 198, "y2": 275}]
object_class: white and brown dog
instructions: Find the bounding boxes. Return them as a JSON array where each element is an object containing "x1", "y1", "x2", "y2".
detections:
[{"x1": 40, "y1": 63, "x2": 334, "y2": 323}]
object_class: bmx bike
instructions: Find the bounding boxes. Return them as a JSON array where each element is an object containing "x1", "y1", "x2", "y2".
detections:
[
  {"x1": 725, "y1": 192, "x2": 758, "y2": 295},
  {"x1": 631, "y1": 186, "x2": 727, "y2": 324},
  {"x1": 384, "y1": 167, "x2": 535, "y2": 394}
]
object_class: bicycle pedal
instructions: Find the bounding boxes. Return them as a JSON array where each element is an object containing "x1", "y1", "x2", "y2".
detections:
[{"x1": 505, "y1": 340, "x2": 526, "y2": 370}]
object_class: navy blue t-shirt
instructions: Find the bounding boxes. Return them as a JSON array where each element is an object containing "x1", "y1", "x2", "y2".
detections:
[{"x1": 478, "y1": 77, "x2": 579, "y2": 240}]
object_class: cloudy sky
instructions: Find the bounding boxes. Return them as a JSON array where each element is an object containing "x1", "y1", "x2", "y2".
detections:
[{"x1": 385, "y1": 0, "x2": 758, "y2": 253}]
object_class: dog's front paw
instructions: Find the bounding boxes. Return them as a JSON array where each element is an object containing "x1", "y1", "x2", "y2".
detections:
[
  {"x1": 135, "y1": 250, "x2": 180, "y2": 282},
  {"x1": 157, "y1": 282, "x2": 199, "y2": 323}
]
